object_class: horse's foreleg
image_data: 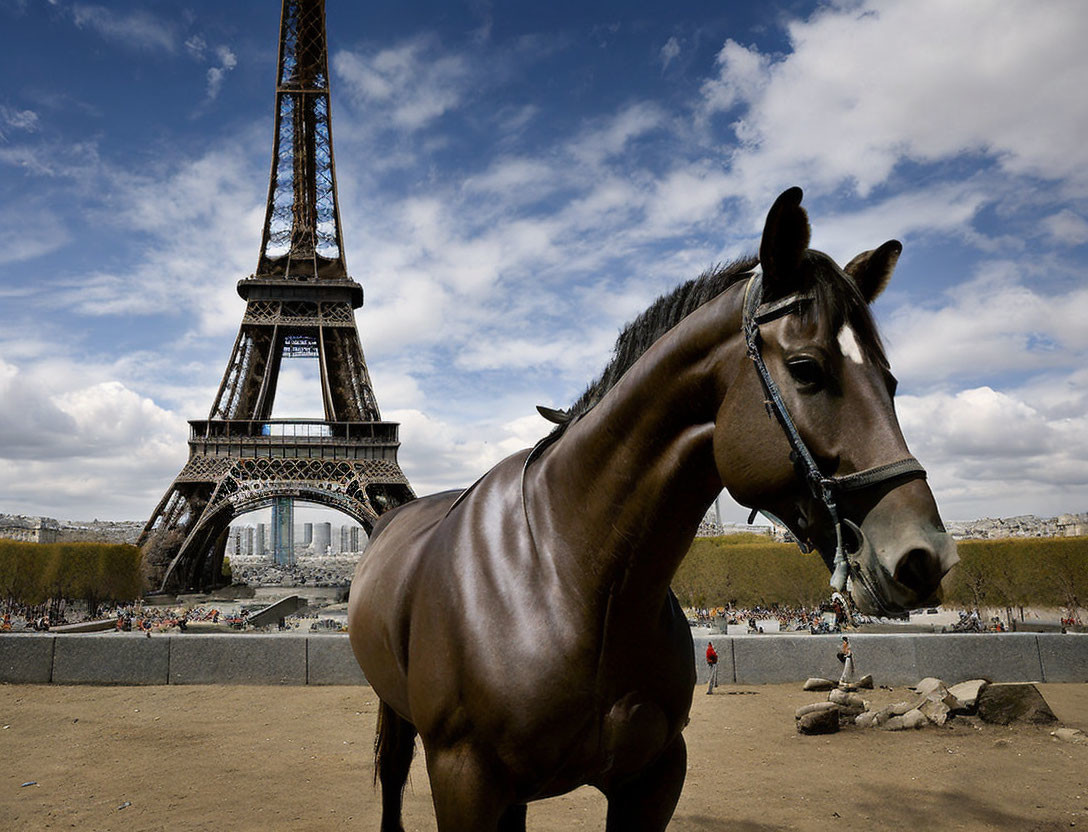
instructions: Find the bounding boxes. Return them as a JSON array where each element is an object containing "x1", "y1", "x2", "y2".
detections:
[
  {"x1": 498, "y1": 803, "x2": 527, "y2": 832},
  {"x1": 374, "y1": 700, "x2": 417, "y2": 832},
  {"x1": 604, "y1": 735, "x2": 687, "y2": 832},
  {"x1": 425, "y1": 744, "x2": 513, "y2": 832}
]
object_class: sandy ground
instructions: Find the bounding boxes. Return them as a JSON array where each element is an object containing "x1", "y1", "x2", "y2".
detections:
[{"x1": 1, "y1": 682, "x2": 1085, "y2": 831}]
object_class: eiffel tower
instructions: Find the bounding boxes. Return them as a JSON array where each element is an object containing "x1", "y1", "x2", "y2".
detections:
[{"x1": 139, "y1": 0, "x2": 414, "y2": 593}]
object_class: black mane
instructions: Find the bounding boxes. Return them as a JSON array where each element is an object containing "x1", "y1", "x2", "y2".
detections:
[{"x1": 559, "y1": 256, "x2": 758, "y2": 431}]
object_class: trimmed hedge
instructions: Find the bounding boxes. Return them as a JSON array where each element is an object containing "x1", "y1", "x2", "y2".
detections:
[
  {"x1": 943, "y1": 537, "x2": 1088, "y2": 614},
  {"x1": 673, "y1": 534, "x2": 1088, "y2": 613},
  {"x1": 0, "y1": 539, "x2": 145, "y2": 614},
  {"x1": 671, "y1": 536, "x2": 827, "y2": 608}
]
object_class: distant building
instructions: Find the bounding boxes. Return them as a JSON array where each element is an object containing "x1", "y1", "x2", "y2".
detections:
[
  {"x1": 0, "y1": 514, "x2": 60, "y2": 543},
  {"x1": 1057, "y1": 513, "x2": 1088, "y2": 537},
  {"x1": 313, "y1": 522, "x2": 332, "y2": 555}
]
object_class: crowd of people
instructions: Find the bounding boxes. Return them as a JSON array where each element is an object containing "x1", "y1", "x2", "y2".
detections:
[
  {"x1": 688, "y1": 603, "x2": 853, "y2": 633},
  {"x1": 0, "y1": 603, "x2": 243, "y2": 633}
]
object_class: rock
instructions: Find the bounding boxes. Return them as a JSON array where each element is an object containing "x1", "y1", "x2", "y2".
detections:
[
  {"x1": 920, "y1": 690, "x2": 962, "y2": 726},
  {"x1": 977, "y1": 684, "x2": 1058, "y2": 725},
  {"x1": 855, "y1": 711, "x2": 877, "y2": 728},
  {"x1": 891, "y1": 700, "x2": 919, "y2": 716},
  {"x1": 870, "y1": 706, "x2": 897, "y2": 726},
  {"x1": 1050, "y1": 728, "x2": 1086, "y2": 744},
  {"x1": 796, "y1": 702, "x2": 840, "y2": 719},
  {"x1": 920, "y1": 697, "x2": 952, "y2": 726},
  {"x1": 798, "y1": 708, "x2": 840, "y2": 735},
  {"x1": 881, "y1": 715, "x2": 907, "y2": 731},
  {"x1": 913, "y1": 677, "x2": 947, "y2": 696},
  {"x1": 828, "y1": 689, "x2": 866, "y2": 709},
  {"x1": 948, "y1": 679, "x2": 989, "y2": 711},
  {"x1": 901, "y1": 709, "x2": 927, "y2": 729},
  {"x1": 804, "y1": 677, "x2": 836, "y2": 692},
  {"x1": 856, "y1": 674, "x2": 874, "y2": 689}
]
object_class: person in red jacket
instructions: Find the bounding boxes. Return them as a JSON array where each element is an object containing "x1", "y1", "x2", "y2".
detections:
[{"x1": 706, "y1": 641, "x2": 719, "y2": 694}]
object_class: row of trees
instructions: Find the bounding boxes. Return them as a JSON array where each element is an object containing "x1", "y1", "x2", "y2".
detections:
[
  {"x1": 943, "y1": 537, "x2": 1087, "y2": 620},
  {"x1": 0, "y1": 540, "x2": 145, "y2": 620},
  {"x1": 672, "y1": 534, "x2": 1088, "y2": 619}
]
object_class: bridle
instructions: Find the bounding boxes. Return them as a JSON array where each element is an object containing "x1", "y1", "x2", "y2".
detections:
[{"x1": 741, "y1": 270, "x2": 926, "y2": 599}]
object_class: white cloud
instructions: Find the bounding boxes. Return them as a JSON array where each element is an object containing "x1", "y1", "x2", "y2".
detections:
[
  {"x1": 1042, "y1": 210, "x2": 1088, "y2": 247},
  {"x1": 0, "y1": 105, "x2": 39, "y2": 137},
  {"x1": 703, "y1": 0, "x2": 1088, "y2": 198},
  {"x1": 898, "y1": 381, "x2": 1088, "y2": 520},
  {"x1": 205, "y1": 46, "x2": 238, "y2": 101},
  {"x1": 389, "y1": 407, "x2": 551, "y2": 495},
  {"x1": 659, "y1": 36, "x2": 681, "y2": 71},
  {"x1": 184, "y1": 35, "x2": 206, "y2": 60},
  {"x1": 809, "y1": 184, "x2": 987, "y2": 262},
  {"x1": 56, "y1": 136, "x2": 265, "y2": 335},
  {"x1": 334, "y1": 37, "x2": 472, "y2": 130},
  {"x1": 571, "y1": 102, "x2": 666, "y2": 167},
  {"x1": 698, "y1": 39, "x2": 769, "y2": 121},
  {"x1": 0, "y1": 356, "x2": 188, "y2": 518},
  {"x1": 0, "y1": 205, "x2": 69, "y2": 265},
  {"x1": 883, "y1": 262, "x2": 1088, "y2": 386},
  {"x1": 69, "y1": 4, "x2": 176, "y2": 53}
]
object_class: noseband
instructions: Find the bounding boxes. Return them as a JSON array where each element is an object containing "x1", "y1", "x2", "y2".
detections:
[{"x1": 741, "y1": 272, "x2": 926, "y2": 594}]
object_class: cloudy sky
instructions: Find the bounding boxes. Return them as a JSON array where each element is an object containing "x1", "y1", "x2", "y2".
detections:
[{"x1": 1, "y1": 0, "x2": 1086, "y2": 527}]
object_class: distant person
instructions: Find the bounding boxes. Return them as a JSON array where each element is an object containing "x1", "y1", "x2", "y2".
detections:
[
  {"x1": 837, "y1": 637, "x2": 856, "y2": 687},
  {"x1": 706, "y1": 641, "x2": 719, "y2": 694}
]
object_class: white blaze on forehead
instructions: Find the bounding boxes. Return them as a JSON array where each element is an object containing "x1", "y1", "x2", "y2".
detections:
[{"x1": 837, "y1": 325, "x2": 864, "y2": 364}]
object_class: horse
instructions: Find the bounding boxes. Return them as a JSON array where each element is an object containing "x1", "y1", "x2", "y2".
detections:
[{"x1": 347, "y1": 187, "x2": 958, "y2": 831}]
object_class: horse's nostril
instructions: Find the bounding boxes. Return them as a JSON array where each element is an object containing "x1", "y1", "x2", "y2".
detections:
[{"x1": 894, "y1": 547, "x2": 939, "y2": 595}]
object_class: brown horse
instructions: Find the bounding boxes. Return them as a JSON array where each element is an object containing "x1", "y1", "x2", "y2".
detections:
[{"x1": 348, "y1": 187, "x2": 958, "y2": 831}]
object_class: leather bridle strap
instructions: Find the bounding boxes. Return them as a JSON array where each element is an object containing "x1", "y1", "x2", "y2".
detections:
[{"x1": 740, "y1": 272, "x2": 926, "y2": 593}]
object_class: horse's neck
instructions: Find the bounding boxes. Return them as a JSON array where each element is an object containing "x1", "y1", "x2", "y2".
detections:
[{"x1": 529, "y1": 287, "x2": 745, "y2": 610}]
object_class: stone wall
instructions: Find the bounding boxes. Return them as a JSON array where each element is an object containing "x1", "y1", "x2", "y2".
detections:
[{"x1": 2, "y1": 632, "x2": 1085, "y2": 686}]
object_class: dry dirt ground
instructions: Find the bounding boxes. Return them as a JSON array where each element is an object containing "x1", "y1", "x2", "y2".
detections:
[{"x1": 1, "y1": 682, "x2": 1086, "y2": 831}]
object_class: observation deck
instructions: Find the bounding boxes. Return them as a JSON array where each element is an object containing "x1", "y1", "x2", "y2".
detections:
[{"x1": 187, "y1": 419, "x2": 400, "y2": 462}]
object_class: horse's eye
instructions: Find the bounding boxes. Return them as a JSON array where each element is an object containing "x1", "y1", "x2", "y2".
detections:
[{"x1": 786, "y1": 358, "x2": 824, "y2": 390}]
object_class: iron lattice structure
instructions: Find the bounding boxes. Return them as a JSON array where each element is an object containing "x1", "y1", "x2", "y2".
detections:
[{"x1": 139, "y1": 0, "x2": 413, "y2": 592}]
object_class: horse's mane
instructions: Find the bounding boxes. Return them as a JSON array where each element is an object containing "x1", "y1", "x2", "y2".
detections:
[
  {"x1": 546, "y1": 249, "x2": 887, "y2": 444},
  {"x1": 555, "y1": 255, "x2": 758, "y2": 434}
]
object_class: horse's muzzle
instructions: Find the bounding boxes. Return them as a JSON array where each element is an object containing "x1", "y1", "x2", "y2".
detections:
[{"x1": 843, "y1": 519, "x2": 959, "y2": 616}]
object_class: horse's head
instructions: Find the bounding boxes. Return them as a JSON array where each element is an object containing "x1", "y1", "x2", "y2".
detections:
[{"x1": 715, "y1": 187, "x2": 958, "y2": 615}]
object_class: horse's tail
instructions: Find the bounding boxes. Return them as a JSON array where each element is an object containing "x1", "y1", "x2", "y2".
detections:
[{"x1": 374, "y1": 698, "x2": 417, "y2": 792}]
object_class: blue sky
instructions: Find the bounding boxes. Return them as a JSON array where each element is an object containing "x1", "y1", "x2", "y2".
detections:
[{"x1": 1, "y1": 0, "x2": 1086, "y2": 525}]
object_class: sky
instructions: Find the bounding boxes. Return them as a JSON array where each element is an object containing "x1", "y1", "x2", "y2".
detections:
[{"x1": 1, "y1": 0, "x2": 1086, "y2": 527}]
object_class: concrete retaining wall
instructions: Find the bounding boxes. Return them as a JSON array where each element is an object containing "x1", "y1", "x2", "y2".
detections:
[{"x1": 0, "y1": 632, "x2": 1084, "y2": 686}]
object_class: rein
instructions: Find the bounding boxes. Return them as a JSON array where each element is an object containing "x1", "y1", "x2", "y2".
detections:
[{"x1": 740, "y1": 272, "x2": 926, "y2": 596}]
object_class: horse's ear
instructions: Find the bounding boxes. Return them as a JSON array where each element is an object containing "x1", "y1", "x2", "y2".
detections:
[
  {"x1": 759, "y1": 187, "x2": 811, "y2": 298},
  {"x1": 536, "y1": 405, "x2": 571, "y2": 425},
  {"x1": 843, "y1": 240, "x2": 902, "y2": 304}
]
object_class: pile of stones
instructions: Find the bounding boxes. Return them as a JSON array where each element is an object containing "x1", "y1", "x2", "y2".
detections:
[{"x1": 795, "y1": 676, "x2": 1064, "y2": 735}]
